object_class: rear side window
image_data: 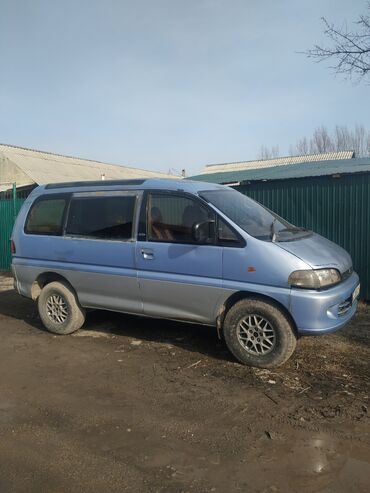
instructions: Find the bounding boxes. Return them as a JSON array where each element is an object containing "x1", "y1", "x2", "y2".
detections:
[
  {"x1": 66, "y1": 195, "x2": 136, "y2": 240},
  {"x1": 25, "y1": 197, "x2": 67, "y2": 235}
]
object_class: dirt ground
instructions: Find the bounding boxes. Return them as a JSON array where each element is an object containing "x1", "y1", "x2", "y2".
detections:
[{"x1": 0, "y1": 274, "x2": 369, "y2": 493}]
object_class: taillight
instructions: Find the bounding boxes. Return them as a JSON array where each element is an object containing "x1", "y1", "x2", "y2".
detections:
[{"x1": 11, "y1": 240, "x2": 16, "y2": 255}]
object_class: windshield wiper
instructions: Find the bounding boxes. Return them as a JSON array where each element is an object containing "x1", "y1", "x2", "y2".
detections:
[
  {"x1": 276, "y1": 227, "x2": 312, "y2": 241},
  {"x1": 270, "y1": 224, "x2": 310, "y2": 242},
  {"x1": 278, "y1": 227, "x2": 309, "y2": 234}
]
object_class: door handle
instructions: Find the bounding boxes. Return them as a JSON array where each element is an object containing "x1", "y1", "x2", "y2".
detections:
[{"x1": 141, "y1": 248, "x2": 154, "y2": 260}]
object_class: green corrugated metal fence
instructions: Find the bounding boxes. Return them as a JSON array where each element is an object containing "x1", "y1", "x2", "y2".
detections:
[
  {"x1": 237, "y1": 173, "x2": 370, "y2": 300},
  {"x1": 0, "y1": 186, "x2": 25, "y2": 271}
]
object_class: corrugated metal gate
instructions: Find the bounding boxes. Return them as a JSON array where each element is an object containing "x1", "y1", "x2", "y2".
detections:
[
  {"x1": 237, "y1": 173, "x2": 370, "y2": 300},
  {"x1": 0, "y1": 184, "x2": 25, "y2": 271}
]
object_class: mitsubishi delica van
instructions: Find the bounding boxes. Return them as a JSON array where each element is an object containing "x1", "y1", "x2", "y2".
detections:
[{"x1": 11, "y1": 179, "x2": 360, "y2": 368}]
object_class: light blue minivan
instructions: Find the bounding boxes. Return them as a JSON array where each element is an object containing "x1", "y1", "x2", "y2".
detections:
[{"x1": 11, "y1": 179, "x2": 360, "y2": 368}]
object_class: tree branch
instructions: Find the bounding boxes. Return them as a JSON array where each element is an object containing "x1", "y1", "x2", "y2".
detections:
[{"x1": 304, "y1": 5, "x2": 370, "y2": 81}]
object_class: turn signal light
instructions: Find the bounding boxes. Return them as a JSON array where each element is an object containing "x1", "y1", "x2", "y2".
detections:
[{"x1": 11, "y1": 240, "x2": 16, "y2": 255}]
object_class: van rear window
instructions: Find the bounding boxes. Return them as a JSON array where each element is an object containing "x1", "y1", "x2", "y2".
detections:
[
  {"x1": 25, "y1": 197, "x2": 67, "y2": 235},
  {"x1": 66, "y1": 195, "x2": 136, "y2": 240}
]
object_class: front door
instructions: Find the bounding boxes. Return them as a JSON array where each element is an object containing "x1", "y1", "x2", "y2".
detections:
[{"x1": 136, "y1": 191, "x2": 223, "y2": 324}]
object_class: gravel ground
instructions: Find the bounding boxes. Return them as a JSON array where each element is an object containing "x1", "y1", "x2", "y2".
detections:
[{"x1": 0, "y1": 274, "x2": 369, "y2": 492}]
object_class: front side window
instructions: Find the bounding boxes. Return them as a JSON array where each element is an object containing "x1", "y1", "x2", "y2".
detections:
[
  {"x1": 217, "y1": 217, "x2": 240, "y2": 244},
  {"x1": 66, "y1": 194, "x2": 136, "y2": 240},
  {"x1": 147, "y1": 193, "x2": 213, "y2": 243},
  {"x1": 25, "y1": 197, "x2": 67, "y2": 235},
  {"x1": 201, "y1": 189, "x2": 311, "y2": 242}
]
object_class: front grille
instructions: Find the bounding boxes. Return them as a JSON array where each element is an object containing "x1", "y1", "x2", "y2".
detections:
[{"x1": 338, "y1": 297, "x2": 352, "y2": 316}]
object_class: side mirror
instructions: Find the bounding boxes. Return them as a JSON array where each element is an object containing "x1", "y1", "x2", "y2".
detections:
[{"x1": 192, "y1": 220, "x2": 216, "y2": 243}]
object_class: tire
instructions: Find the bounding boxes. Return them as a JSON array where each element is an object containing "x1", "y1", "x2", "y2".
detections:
[
  {"x1": 223, "y1": 298, "x2": 296, "y2": 368},
  {"x1": 38, "y1": 281, "x2": 86, "y2": 335}
]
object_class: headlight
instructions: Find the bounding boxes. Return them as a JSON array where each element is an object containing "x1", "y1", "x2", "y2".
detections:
[{"x1": 288, "y1": 269, "x2": 341, "y2": 289}]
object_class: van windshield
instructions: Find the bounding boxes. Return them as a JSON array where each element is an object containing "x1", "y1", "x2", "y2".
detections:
[{"x1": 200, "y1": 189, "x2": 311, "y2": 242}]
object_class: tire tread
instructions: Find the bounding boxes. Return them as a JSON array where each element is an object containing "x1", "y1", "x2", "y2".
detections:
[
  {"x1": 38, "y1": 281, "x2": 85, "y2": 335},
  {"x1": 223, "y1": 298, "x2": 296, "y2": 368}
]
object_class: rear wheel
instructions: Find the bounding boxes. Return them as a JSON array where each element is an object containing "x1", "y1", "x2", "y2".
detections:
[
  {"x1": 223, "y1": 298, "x2": 296, "y2": 368},
  {"x1": 38, "y1": 281, "x2": 85, "y2": 335}
]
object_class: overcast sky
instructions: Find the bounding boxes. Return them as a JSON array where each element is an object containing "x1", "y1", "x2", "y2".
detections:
[{"x1": 0, "y1": 0, "x2": 369, "y2": 175}]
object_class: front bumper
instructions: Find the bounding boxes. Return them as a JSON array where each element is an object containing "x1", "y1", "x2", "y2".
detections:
[{"x1": 290, "y1": 272, "x2": 360, "y2": 335}]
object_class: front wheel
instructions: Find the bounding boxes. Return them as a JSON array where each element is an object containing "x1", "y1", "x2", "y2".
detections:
[
  {"x1": 38, "y1": 281, "x2": 86, "y2": 335},
  {"x1": 223, "y1": 298, "x2": 296, "y2": 368}
]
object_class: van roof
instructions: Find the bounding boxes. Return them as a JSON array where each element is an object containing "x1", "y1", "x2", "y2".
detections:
[{"x1": 34, "y1": 178, "x2": 226, "y2": 195}]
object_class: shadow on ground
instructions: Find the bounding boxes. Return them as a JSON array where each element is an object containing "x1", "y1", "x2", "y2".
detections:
[{"x1": 0, "y1": 288, "x2": 234, "y2": 363}]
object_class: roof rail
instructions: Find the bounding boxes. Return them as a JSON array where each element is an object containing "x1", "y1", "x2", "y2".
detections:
[{"x1": 44, "y1": 179, "x2": 147, "y2": 189}]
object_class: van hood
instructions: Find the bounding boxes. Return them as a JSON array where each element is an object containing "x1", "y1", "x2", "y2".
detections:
[{"x1": 276, "y1": 233, "x2": 352, "y2": 274}]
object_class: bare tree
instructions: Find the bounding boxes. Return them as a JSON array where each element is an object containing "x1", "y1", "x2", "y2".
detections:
[
  {"x1": 333, "y1": 124, "x2": 370, "y2": 156},
  {"x1": 310, "y1": 126, "x2": 334, "y2": 153},
  {"x1": 305, "y1": 4, "x2": 370, "y2": 82},
  {"x1": 353, "y1": 125, "x2": 365, "y2": 156},
  {"x1": 257, "y1": 145, "x2": 280, "y2": 160},
  {"x1": 334, "y1": 125, "x2": 352, "y2": 151},
  {"x1": 290, "y1": 124, "x2": 370, "y2": 157},
  {"x1": 294, "y1": 137, "x2": 310, "y2": 155}
]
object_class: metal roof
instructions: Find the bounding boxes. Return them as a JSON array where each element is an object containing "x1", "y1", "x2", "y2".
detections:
[
  {"x1": 202, "y1": 151, "x2": 355, "y2": 174},
  {"x1": 189, "y1": 157, "x2": 370, "y2": 184},
  {"x1": 0, "y1": 143, "x2": 177, "y2": 191}
]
